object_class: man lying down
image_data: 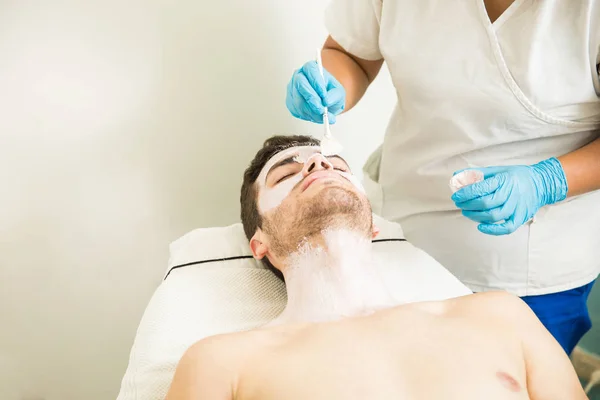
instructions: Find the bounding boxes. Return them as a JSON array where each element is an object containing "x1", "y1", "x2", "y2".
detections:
[{"x1": 166, "y1": 135, "x2": 587, "y2": 400}]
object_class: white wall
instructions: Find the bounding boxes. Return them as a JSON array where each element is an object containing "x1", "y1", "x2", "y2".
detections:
[{"x1": 0, "y1": 1, "x2": 395, "y2": 399}]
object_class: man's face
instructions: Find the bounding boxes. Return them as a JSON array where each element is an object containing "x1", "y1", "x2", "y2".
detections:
[{"x1": 251, "y1": 146, "x2": 374, "y2": 262}]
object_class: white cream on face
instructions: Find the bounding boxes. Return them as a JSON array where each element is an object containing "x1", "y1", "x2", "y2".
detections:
[{"x1": 256, "y1": 146, "x2": 365, "y2": 213}]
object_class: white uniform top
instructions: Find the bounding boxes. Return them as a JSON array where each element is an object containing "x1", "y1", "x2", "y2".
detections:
[{"x1": 325, "y1": 0, "x2": 600, "y2": 295}]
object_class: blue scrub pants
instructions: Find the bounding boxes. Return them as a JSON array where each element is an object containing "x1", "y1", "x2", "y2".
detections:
[{"x1": 520, "y1": 279, "x2": 596, "y2": 355}]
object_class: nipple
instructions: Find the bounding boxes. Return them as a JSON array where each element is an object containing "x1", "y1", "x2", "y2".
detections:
[{"x1": 496, "y1": 371, "x2": 521, "y2": 392}]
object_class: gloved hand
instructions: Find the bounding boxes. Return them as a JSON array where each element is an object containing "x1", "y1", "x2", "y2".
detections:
[
  {"x1": 286, "y1": 60, "x2": 346, "y2": 124},
  {"x1": 451, "y1": 157, "x2": 568, "y2": 236}
]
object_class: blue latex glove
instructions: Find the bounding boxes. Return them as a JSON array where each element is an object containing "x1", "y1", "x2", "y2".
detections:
[
  {"x1": 286, "y1": 60, "x2": 346, "y2": 124},
  {"x1": 451, "y1": 157, "x2": 568, "y2": 236}
]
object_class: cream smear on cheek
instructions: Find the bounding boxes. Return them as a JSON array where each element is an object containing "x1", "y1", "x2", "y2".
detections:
[{"x1": 256, "y1": 146, "x2": 365, "y2": 214}]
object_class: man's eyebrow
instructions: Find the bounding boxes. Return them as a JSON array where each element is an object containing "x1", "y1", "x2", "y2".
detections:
[{"x1": 265, "y1": 156, "x2": 299, "y2": 182}]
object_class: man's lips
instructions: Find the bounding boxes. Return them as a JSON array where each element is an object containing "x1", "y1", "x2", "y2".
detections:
[{"x1": 300, "y1": 171, "x2": 345, "y2": 192}]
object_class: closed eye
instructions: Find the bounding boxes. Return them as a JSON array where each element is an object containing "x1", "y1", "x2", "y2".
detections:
[
  {"x1": 276, "y1": 173, "x2": 294, "y2": 184},
  {"x1": 276, "y1": 167, "x2": 348, "y2": 184}
]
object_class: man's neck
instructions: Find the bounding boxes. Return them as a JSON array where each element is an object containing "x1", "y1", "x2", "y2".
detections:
[{"x1": 271, "y1": 229, "x2": 397, "y2": 325}]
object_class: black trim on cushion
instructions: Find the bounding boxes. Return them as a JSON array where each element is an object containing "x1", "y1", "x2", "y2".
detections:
[
  {"x1": 163, "y1": 238, "x2": 407, "y2": 280},
  {"x1": 371, "y1": 238, "x2": 407, "y2": 244},
  {"x1": 164, "y1": 255, "x2": 254, "y2": 280}
]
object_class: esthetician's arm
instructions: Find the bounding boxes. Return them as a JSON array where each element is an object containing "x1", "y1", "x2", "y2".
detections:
[
  {"x1": 166, "y1": 337, "x2": 235, "y2": 400},
  {"x1": 451, "y1": 136, "x2": 600, "y2": 235},
  {"x1": 558, "y1": 137, "x2": 600, "y2": 197},
  {"x1": 322, "y1": 36, "x2": 384, "y2": 113}
]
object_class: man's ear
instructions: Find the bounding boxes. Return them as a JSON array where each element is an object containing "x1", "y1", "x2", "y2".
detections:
[
  {"x1": 249, "y1": 229, "x2": 269, "y2": 259},
  {"x1": 372, "y1": 223, "x2": 380, "y2": 239}
]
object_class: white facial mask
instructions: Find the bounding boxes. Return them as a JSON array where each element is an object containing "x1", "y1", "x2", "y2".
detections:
[{"x1": 256, "y1": 146, "x2": 365, "y2": 213}]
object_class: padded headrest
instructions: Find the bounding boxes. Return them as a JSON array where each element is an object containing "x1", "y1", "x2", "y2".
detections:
[{"x1": 165, "y1": 213, "x2": 408, "y2": 279}]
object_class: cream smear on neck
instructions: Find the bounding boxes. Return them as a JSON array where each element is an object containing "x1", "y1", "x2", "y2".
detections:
[{"x1": 269, "y1": 229, "x2": 397, "y2": 326}]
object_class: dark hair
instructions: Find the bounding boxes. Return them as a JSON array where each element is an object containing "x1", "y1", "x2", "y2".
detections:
[{"x1": 240, "y1": 134, "x2": 320, "y2": 280}]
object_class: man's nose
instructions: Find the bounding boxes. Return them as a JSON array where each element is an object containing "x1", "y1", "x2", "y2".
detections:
[{"x1": 302, "y1": 154, "x2": 333, "y2": 176}]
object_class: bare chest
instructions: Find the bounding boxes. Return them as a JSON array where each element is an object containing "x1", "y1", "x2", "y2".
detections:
[{"x1": 236, "y1": 315, "x2": 528, "y2": 400}]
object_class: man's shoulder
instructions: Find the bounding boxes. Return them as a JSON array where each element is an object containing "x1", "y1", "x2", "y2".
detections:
[
  {"x1": 184, "y1": 329, "x2": 267, "y2": 366},
  {"x1": 450, "y1": 290, "x2": 528, "y2": 309},
  {"x1": 448, "y1": 291, "x2": 536, "y2": 324}
]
